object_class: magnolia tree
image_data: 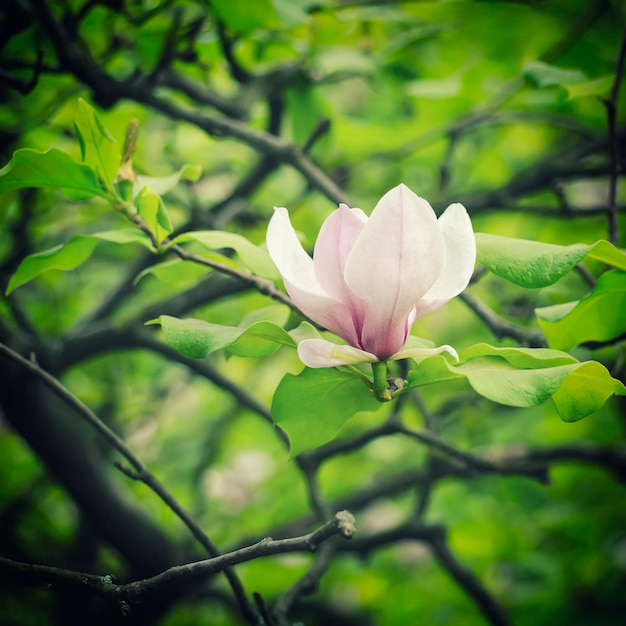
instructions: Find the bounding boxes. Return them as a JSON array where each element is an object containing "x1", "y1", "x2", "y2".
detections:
[{"x1": 0, "y1": 2, "x2": 625, "y2": 626}]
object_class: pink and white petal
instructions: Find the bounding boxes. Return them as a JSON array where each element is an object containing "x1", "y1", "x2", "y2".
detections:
[
  {"x1": 297, "y1": 339, "x2": 378, "y2": 368},
  {"x1": 392, "y1": 344, "x2": 459, "y2": 362},
  {"x1": 313, "y1": 204, "x2": 367, "y2": 303},
  {"x1": 417, "y1": 203, "x2": 476, "y2": 318},
  {"x1": 267, "y1": 208, "x2": 360, "y2": 345},
  {"x1": 283, "y1": 279, "x2": 362, "y2": 348},
  {"x1": 345, "y1": 184, "x2": 445, "y2": 309},
  {"x1": 360, "y1": 309, "x2": 413, "y2": 359},
  {"x1": 267, "y1": 208, "x2": 324, "y2": 296},
  {"x1": 344, "y1": 184, "x2": 446, "y2": 355}
]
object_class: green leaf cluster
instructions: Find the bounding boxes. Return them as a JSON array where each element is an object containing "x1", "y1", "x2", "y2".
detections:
[{"x1": 1, "y1": 100, "x2": 278, "y2": 293}]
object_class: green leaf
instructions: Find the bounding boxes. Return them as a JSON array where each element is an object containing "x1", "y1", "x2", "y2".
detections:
[
  {"x1": 149, "y1": 316, "x2": 241, "y2": 358},
  {"x1": 460, "y1": 343, "x2": 577, "y2": 367},
  {"x1": 272, "y1": 367, "x2": 381, "y2": 456},
  {"x1": 148, "y1": 315, "x2": 296, "y2": 359},
  {"x1": 476, "y1": 234, "x2": 626, "y2": 288},
  {"x1": 136, "y1": 250, "x2": 247, "y2": 285},
  {"x1": 239, "y1": 304, "x2": 290, "y2": 329},
  {"x1": 134, "y1": 163, "x2": 202, "y2": 198},
  {"x1": 564, "y1": 75, "x2": 613, "y2": 100},
  {"x1": 289, "y1": 321, "x2": 324, "y2": 344},
  {"x1": 134, "y1": 258, "x2": 211, "y2": 286},
  {"x1": 210, "y1": 0, "x2": 279, "y2": 31},
  {"x1": 0, "y1": 148, "x2": 107, "y2": 200},
  {"x1": 406, "y1": 345, "x2": 626, "y2": 422},
  {"x1": 173, "y1": 230, "x2": 279, "y2": 279},
  {"x1": 228, "y1": 321, "x2": 297, "y2": 357},
  {"x1": 136, "y1": 187, "x2": 173, "y2": 244},
  {"x1": 271, "y1": 0, "x2": 312, "y2": 27},
  {"x1": 6, "y1": 230, "x2": 152, "y2": 294},
  {"x1": 406, "y1": 75, "x2": 462, "y2": 99},
  {"x1": 536, "y1": 270, "x2": 626, "y2": 350},
  {"x1": 212, "y1": 0, "x2": 312, "y2": 30},
  {"x1": 73, "y1": 99, "x2": 121, "y2": 188},
  {"x1": 524, "y1": 61, "x2": 587, "y2": 88},
  {"x1": 551, "y1": 361, "x2": 624, "y2": 422}
]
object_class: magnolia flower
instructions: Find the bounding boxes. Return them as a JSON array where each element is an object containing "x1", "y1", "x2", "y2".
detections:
[{"x1": 266, "y1": 183, "x2": 476, "y2": 369}]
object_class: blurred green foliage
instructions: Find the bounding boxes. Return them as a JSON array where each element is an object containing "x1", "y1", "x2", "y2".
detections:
[{"x1": 0, "y1": 1, "x2": 625, "y2": 625}]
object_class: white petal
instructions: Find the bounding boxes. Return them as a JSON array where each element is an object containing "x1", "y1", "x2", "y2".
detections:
[
  {"x1": 344, "y1": 184, "x2": 445, "y2": 356},
  {"x1": 266, "y1": 207, "x2": 324, "y2": 298},
  {"x1": 313, "y1": 204, "x2": 367, "y2": 303},
  {"x1": 392, "y1": 344, "x2": 459, "y2": 362},
  {"x1": 417, "y1": 202, "x2": 476, "y2": 317},
  {"x1": 298, "y1": 339, "x2": 378, "y2": 368},
  {"x1": 267, "y1": 208, "x2": 361, "y2": 346}
]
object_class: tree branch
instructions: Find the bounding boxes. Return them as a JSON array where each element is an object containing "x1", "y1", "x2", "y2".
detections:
[
  {"x1": 426, "y1": 528, "x2": 511, "y2": 626},
  {"x1": 135, "y1": 91, "x2": 351, "y2": 205},
  {"x1": 605, "y1": 26, "x2": 626, "y2": 245},
  {"x1": 272, "y1": 541, "x2": 338, "y2": 625},
  {"x1": 0, "y1": 511, "x2": 355, "y2": 610},
  {"x1": 459, "y1": 291, "x2": 547, "y2": 348}
]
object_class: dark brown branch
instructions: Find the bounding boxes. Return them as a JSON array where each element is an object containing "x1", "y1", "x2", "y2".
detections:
[
  {"x1": 169, "y1": 241, "x2": 296, "y2": 310},
  {"x1": 158, "y1": 70, "x2": 248, "y2": 120},
  {"x1": 0, "y1": 47, "x2": 44, "y2": 95},
  {"x1": 335, "y1": 518, "x2": 510, "y2": 626},
  {"x1": 135, "y1": 91, "x2": 351, "y2": 205},
  {"x1": 427, "y1": 528, "x2": 511, "y2": 626},
  {"x1": 303, "y1": 116, "x2": 332, "y2": 155},
  {"x1": 446, "y1": 131, "x2": 625, "y2": 216},
  {"x1": 294, "y1": 455, "x2": 332, "y2": 522},
  {"x1": 0, "y1": 342, "x2": 144, "y2": 475},
  {"x1": 605, "y1": 27, "x2": 626, "y2": 245},
  {"x1": 272, "y1": 541, "x2": 338, "y2": 625},
  {"x1": 79, "y1": 258, "x2": 247, "y2": 329},
  {"x1": 503, "y1": 442, "x2": 626, "y2": 483},
  {"x1": 0, "y1": 511, "x2": 355, "y2": 609},
  {"x1": 300, "y1": 414, "x2": 400, "y2": 469},
  {"x1": 397, "y1": 425, "x2": 550, "y2": 484},
  {"x1": 133, "y1": 334, "x2": 278, "y2": 429},
  {"x1": 216, "y1": 21, "x2": 252, "y2": 84},
  {"x1": 459, "y1": 291, "x2": 547, "y2": 348},
  {"x1": 124, "y1": 212, "x2": 311, "y2": 324},
  {"x1": 265, "y1": 439, "x2": 626, "y2": 546}
]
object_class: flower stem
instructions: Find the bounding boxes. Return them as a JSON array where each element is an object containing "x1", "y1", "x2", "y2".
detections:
[{"x1": 371, "y1": 361, "x2": 391, "y2": 401}]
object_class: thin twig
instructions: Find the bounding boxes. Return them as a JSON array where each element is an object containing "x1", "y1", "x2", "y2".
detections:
[
  {"x1": 137, "y1": 91, "x2": 352, "y2": 206},
  {"x1": 303, "y1": 116, "x2": 331, "y2": 154},
  {"x1": 459, "y1": 291, "x2": 547, "y2": 348},
  {"x1": 295, "y1": 456, "x2": 332, "y2": 522},
  {"x1": 254, "y1": 592, "x2": 278, "y2": 626},
  {"x1": 126, "y1": 212, "x2": 304, "y2": 318},
  {"x1": 170, "y1": 242, "x2": 296, "y2": 309},
  {"x1": 159, "y1": 70, "x2": 247, "y2": 119},
  {"x1": 273, "y1": 541, "x2": 338, "y2": 625},
  {"x1": 396, "y1": 425, "x2": 549, "y2": 484},
  {"x1": 337, "y1": 519, "x2": 510, "y2": 626},
  {"x1": 605, "y1": 26, "x2": 626, "y2": 245},
  {"x1": 0, "y1": 343, "x2": 144, "y2": 474},
  {"x1": 300, "y1": 416, "x2": 399, "y2": 469},
  {"x1": 427, "y1": 529, "x2": 511, "y2": 626},
  {"x1": 243, "y1": 437, "x2": 626, "y2": 550}
]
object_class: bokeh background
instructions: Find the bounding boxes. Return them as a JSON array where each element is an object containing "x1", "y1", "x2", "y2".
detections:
[{"x1": 0, "y1": 1, "x2": 625, "y2": 625}]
